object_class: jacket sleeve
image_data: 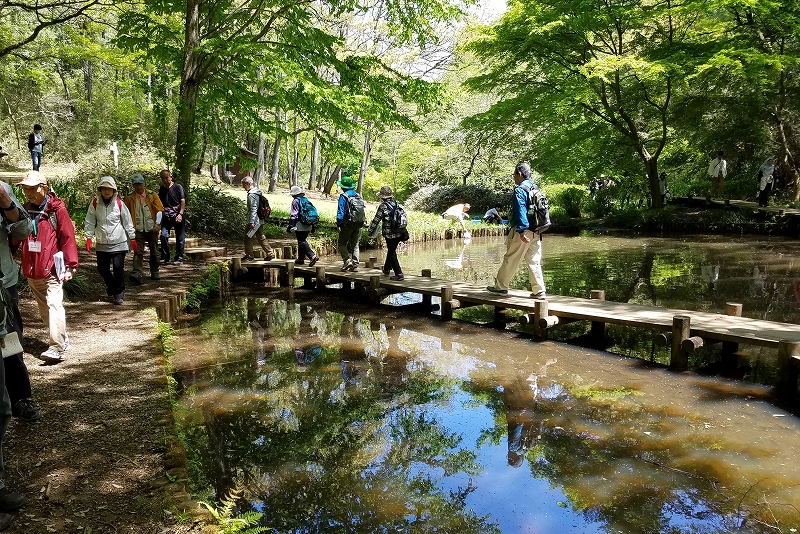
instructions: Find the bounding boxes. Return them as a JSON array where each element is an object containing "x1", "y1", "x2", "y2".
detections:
[
  {"x1": 289, "y1": 198, "x2": 300, "y2": 225},
  {"x1": 55, "y1": 207, "x2": 79, "y2": 269},
  {"x1": 336, "y1": 193, "x2": 347, "y2": 227},
  {"x1": 120, "y1": 202, "x2": 136, "y2": 240},
  {"x1": 85, "y1": 200, "x2": 97, "y2": 239},
  {"x1": 247, "y1": 192, "x2": 259, "y2": 225},
  {"x1": 3, "y1": 187, "x2": 32, "y2": 241},
  {"x1": 514, "y1": 185, "x2": 530, "y2": 233},
  {"x1": 367, "y1": 202, "x2": 383, "y2": 236},
  {"x1": 27, "y1": 134, "x2": 34, "y2": 150},
  {"x1": 152, "y1": 193, "x2": 164, "y2": 225}
]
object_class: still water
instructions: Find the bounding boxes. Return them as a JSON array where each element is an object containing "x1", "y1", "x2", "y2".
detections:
[{"x1": 173, "y1": 234, "x2": 800, "y2": 533}]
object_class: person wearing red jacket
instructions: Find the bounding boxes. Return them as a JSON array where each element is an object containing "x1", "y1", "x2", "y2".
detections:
[{"x1": 18, "y1": 171, "x2": 79, "y2": 363}]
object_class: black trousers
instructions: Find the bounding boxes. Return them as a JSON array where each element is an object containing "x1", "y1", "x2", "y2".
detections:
[
  {"x1": 3, "y1": 285, "x2": 31, "y2": 404},
  {"x1": 96, "y1": 251, "x2": 127, "y2": 297}
]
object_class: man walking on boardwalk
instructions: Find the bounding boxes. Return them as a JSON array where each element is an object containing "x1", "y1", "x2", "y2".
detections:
[
  {"x1": 708, "y1": 150, "x2": 727, "y2": 198},
  {"x1": 124, "y1": 174, "x2": 163, "y2": 283},
  {"x1": 486, "y1": 162, "x2": 547, "y2": 299}
]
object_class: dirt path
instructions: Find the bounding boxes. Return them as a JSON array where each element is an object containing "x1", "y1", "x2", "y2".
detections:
[{"x1": 4, "y1": 247, "x2": 219, "y2": 534}]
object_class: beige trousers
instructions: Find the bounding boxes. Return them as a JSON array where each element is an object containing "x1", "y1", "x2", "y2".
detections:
[
  {"x1": 493, "y1": 229, "x2": 546, "y2": 294},
  {"x1": 28, "y1": 276, "x2": 68, "y2": 351},
  {"x1": 245, "y1": 226, "x2": 274, "y2": 258}
]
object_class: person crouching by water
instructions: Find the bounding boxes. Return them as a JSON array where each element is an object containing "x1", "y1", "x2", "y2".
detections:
[
  {"x1": 367, "y1": 186, "x2": 406, "y2": 281},
  {"x1": 85, "y1": 176, "x2": 137, "y2": 305},
  {"x1": 287, "y1": 185, "x2": 319, "y2": 266},
  {"x1": 486, "y1": 162, "x2": 547, "y2": 299}
]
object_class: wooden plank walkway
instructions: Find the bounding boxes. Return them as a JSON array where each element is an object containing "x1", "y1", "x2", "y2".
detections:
[
  {"x1": 674, "y1": 196, "x2": 800, "y2": 217},
  {"x1": 219, "y1": 255, "x2": 800, "y2": 399}
]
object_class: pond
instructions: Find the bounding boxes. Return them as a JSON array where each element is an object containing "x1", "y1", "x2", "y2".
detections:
[{"x1": 171, "y1": 234, "x2": 800, "y2": 533}]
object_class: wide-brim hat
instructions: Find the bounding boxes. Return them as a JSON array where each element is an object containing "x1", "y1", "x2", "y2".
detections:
[
  {"x1": 378, "y1": 185, "x2": 393, "y2": 199},
  {"x1": 20, "y1": 171, "x2": 46, "y2": 187},
  {"x1": 336, "y1": 176, "x2": 356, "y2": 190},
  {"x1": 289, "y1": 185, "x2": 304, "y2": 196}
]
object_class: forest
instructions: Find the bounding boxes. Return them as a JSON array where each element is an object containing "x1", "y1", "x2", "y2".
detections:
[{"x1": 2, "y1": 0, "x2": 800, "y2": 216}]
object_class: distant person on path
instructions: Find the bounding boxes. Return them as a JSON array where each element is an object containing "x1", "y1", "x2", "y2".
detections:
[
  {"x1": 287, "y1": 185, "x2": 318, "y2": 266},
  {"x1": 123, "y1": 173, "x2": 163, "y2": 283},
  {"x1": 241, "y1": 177, "x2": 275, "y2": 261},
  {"x1": 18, "y1": 171, "x2": 78, "y2": 365},
  {"x1": 367, "y1": 185, "x2": 407, "y2": 280},
  {"x1": 486, "y1": 162, "x2": 547, "y2": 299},
  {"x1": 336, "y1": 176, "x2": 365, "y2": 272},
  {"x1": 442, "y1": 203, "x2": 470, "y2": 232},
  {"x1": 0, "y1": 174, "x2": 39, "y2": 423},
  {"x1": 658, "y1": 171, "x2": 668, "y2": 205},
  {"x1": 85, "y1": 176, "x2": 136, "y2": 305},
  {"x1": 27, "y1": 124, "x2": 45, "y2": 171},
  {"x1": 158, "y1": 170, "x2": 186, "y2": 265},
  {"x1": 708, "y1": 150, "x2": 727, "y2": 198},
  {"x1": 483, "y1": 206, "x2": 502, "y2": 224},
  {"x1": 757, "y1": 157, "x2": 776, "y2": 207}
]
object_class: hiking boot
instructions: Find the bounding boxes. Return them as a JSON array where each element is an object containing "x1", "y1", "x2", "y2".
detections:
[
  {"x1": 0, "y1": 512, "x2": 12, "y2": 530},
  {"x1": 242, "y1": 255, "x2": 254, "y2": 261},
  {"x1": 173, "y1": 257, "x2": 183, "y2": 265},
  {"x1": 160, "y1": 258, "x2": 169, "y2": 265},
  {"x1": 390, "y1": 275, "x2": 404, "y2": 281},
  {"x1": 294, "y1": 259, "x2": 305, "y2": 265},
  {"x1": 341, "y1": 260, "x2": 353, "y2": 272},
  {"x1": 349, "y1": 260, "x2": 359, "y2": 272},
  {"x1": 130, "y1": 272, "x2": 143, "y2": 285},
  {"x1": 0, "y1": 487, "x2": 26, "y2": 511},
  {"x1": 265, "y1": 253, "x2": 276, "y2": 261},
  {"x1": 12, "y1": 399, "x2": 40, "y2": 423},
  {"x1": 382, "y1": 269, "x2": 391, "y2": 276},
  {"x1": 151, "y1": 272, "x2": 161, "y2": 280},
  {"x1": 530, "y1": 291, "x2": 547, "y2": 299},
  {"x1": 37, "y1": 347, "x2": 62, "y2": 363},
  {"x1": 113, "y1": 292, "x2": 124, "y2": 305},
  {"x1": 309, "y1": 256, "x2": 319, "y2": 267},
  {"x1": 486, "y1": 286, "x2": 508, "y2": 295}
]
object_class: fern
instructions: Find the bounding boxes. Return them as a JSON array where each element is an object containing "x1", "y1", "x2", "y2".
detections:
[{"x1": 198, "y1": 484, "x2": 270, "y2": 534}]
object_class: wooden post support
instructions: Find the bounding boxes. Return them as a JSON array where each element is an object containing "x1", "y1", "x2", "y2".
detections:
[
  {"x1": 680, "y1": 336, "x2": 704, "y2": 353},
  {"x1": 369, "y1": 275, "x2": 381, "y2": 302},
  {"x1": 315, "y1": 267, "x2": 326, "y2": 290},
  {"x1": 533, "y1": 299, "x2": 548, "y2": 339},
  {"x1": 723, "y1": 302, "x2": 743, "y2": 355},
  {"x1": 232, "y1": 257, "x2": 243, "y2": 280},
  {"x1": 282, "y1": 261, "x2": 295, "y2": 287},
  {"x1": 492, "y1": 307, "x2": 506, "y2": 329},
  {"x1": 367, "y1": 257, "x2": 377, "y2": 269},
  {"x1": 283, "y1": 245, "x2": 293, "y2": 259},
  {"x1": 670, "y1": 315, "x2": 691, "y2": 370},
  {"x1": 421, "y1": 269, "x2": 432, "y2": 311},
  {"x1": 590, "y1": 290, "x2": 605, "y2": 340},
  {"x1": 654, "y1": 332, "x2": 672, "y2": 347},
  {"x1": 440, "y1": 286, "x2": 454, "y2": 321},
  {"x1": 776, "y1": 341, "x2": 800, "y2": 401}
]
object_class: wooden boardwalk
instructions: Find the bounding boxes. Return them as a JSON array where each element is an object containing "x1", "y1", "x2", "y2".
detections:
[
  {"x1": 674, "y1": 196, "x2": 800, "y2": 218},
  {"x1": 220, "y1": 255, "x2": 800, "y2": 399}
]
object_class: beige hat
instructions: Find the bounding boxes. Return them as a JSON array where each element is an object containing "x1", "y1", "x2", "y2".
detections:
[
  {"x1": 289, "y1": 185, "x2": 304, "y2": 196},
  {"x1": 19, "y1": 171, "x2": 46, "y2": 187}
]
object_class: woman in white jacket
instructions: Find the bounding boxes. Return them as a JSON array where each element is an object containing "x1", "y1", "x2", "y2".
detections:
[{"x1": 85, "y1": 176, "x2": 136, "y2": 305}]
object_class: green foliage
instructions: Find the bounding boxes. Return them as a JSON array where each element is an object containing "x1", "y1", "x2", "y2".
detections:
[
  {"x1": 404, "y1": 184, "x2": 507, "y2": 215},
  {"x1": 187, "y1": 185, "x2": 247, "y2": 238},
  {"x1": 543, "y1": 184, "x2": 588, "y2": 218},
  {"x1": 184, "y1": 265, "x2": 221, "y2": 312},
  {"x1": 198, "y1": 484, "x2": 269, "y2": 534}
]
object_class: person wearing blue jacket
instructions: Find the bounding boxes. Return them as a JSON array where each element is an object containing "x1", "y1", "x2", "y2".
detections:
[
  {"x1": 335, "y1": 176, "x2": 363, "y2": 271},
  {"x1": 486, "y1": 162, "x2": 547, "y2": 299}
]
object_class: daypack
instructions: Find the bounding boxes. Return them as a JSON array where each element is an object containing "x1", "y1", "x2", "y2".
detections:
[
  {"x1": 388, "y1": 200, "x2": 408, "y2": 230},
  {"x1": 519, "y1": 182, "x2": 551, "y2": 233},
  {"x1": 344, "y1": 192, "x2": 366, "y2": 225},
  {"x1": 93, "y1": 197, "x2": 123, "y2": 213},
  {"x1": 257, "y1": 193, "x2": 271, "y2": 220},
  {"x1": 298, "y1": 197, "x2": 320, "y2": 225}
]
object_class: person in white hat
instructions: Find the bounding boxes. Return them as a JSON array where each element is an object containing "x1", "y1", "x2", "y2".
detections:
[
  {"x1": 287, "y1": 185, "x2": 319, "y2": 266},
  {"x1": 19, "y1": 170, "x2": 78, "y2": 365},
  {"x1": 85, "y1": 176, "x2": 137, "y2": 305}
]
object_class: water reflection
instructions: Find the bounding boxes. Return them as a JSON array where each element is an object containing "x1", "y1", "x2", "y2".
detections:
[{"x1": 173, "y1": 292, "x2": 800, "y2": 534}]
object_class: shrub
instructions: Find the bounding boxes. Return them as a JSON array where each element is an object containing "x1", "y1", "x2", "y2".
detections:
[
  {"x1": 543, "y1": 184, "x2": 588, "y2": 218},
  {"x1": 187, "y1": 184, "x2": 247, "y2": 237},
  {"x1": 404, "y1": 184, "x2": 508, "y2": 216}
]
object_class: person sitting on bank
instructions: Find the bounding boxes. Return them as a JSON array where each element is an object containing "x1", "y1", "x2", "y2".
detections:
[
  {"x1": 483, "y1": 206, "x2": 502, "y2": 224},
  {"x1": 123, "y1": 173, "x2": 164, "y2": 283},
  {"x1": 442, "y1": 203, "x2": 470, "y2": 231}
]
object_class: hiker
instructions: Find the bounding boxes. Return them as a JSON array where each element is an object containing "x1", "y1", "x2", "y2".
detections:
[
  {"x1": 123, "y1": 173, "x2": 163, "y2": 283},
  {"x1": 158, "y1": 169, "x2": 186, "y2": 265},
  {"x1": 18, "y1": 170, "x2": 78, "y2": 365},
  {"x1": 335, "y1": 176, "x2": 365, "y2": 272},
  {"x1": 367, "y1": 185, "x2": 407, "y2": 281},
  {"x1": 483, "y1": 206, "x2": 502, "y2": 224},
  {"x1": 442, "y1": 203, "x2": 470, "y2": 232},
  {"x1": 85, "y1": 176, "x2": 136, "y2": 305},
  {"x1": 287, "y1": 186, "x2": 319, "y2": 266},
  {"x1": 28, "y1": 124, "x2": 45, "y2": 171},
  {"x1": 242, "y1": 177, "x2": 275, "y2": 261},
  {"x1": 0, "y1": 314, "x2": 26, "y2": 529},
  {"x1": 486, "y1": 162, "x2": 547, "y2": 299},
  {"x1": 658, "y1": 171, "x2": 668, "y2": 205},
  {"x1": 708, "y1": 150, "x2": 727, "y2": 198},
  {"x1": 757, "y1": 157, "x2": 776, "y2": 207},
  {"x1": 0, "y1": 174, "x2": 39, "y2": 423}
]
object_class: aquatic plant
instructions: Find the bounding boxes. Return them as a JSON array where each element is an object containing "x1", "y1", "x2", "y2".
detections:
[{"x1": 198, "y1": 484, "x2": 269, "y2": 534}]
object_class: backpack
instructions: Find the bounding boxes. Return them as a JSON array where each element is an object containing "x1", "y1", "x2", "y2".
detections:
[
  {"x1": 298, "y1": 197, "x2": 320, "y2": 225},
  {"x1": 388, "y1": 200, "x2": 408, "y2": 230},
  {"x1": 93, "y1": 197, "x2": 123, "y2": 213},
  {"x1": 257, "y1": 193, "x2": 271, "y2": 220},
  {"x1": 344, "y1": 192, "x2": 366, "y2": 225},
  {"x1": 519, "y1": 182, "x2": 551, "y2": 233}
]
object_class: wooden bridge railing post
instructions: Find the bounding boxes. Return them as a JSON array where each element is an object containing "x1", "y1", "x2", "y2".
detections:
[
  {"x1": 590, "y1": 290, "x2": 605, "y2": 340},
  {"x1": 671, "y1": 315, "x2": 691, "y2": 370},
  {"x1": 776, "y1": 341, "x2": 800, "y2": 401},
  {"x1": 421, "y1": 269, "x2": 432, "y2": 311},
  {"x1": 369, "y1": 275, "x2": 382, "y2": 302},
  {"x1": 366, "y1": 257, "x2": 377, "y2": 269},
  {"x1": 282, "y1": 261, "x2": 295, "y2": 287},
  {"x1": 440, "y1": 286, "x2": 454, "y2": 321},
  {"x1": 533, "y1": 299, "x2": 548, "y2": 339},
  {"x1": 722, "y1": 303, "x2": 743, "y2": 356},
  {"x1": 283, "y1": 245, "x2": 293, "y2": 259},
  {"x1": 231, "y1": 257, "x2": 243, "y2": 281},
  {"x1": 315, "y1": 267, "x2": 326, "y2": 290}
]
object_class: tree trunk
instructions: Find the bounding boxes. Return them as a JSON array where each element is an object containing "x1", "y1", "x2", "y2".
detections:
[
  {"x1": 211, "y1": 145, "x2": 219, "y2": 180},
  {"x1": 644, "y1": 157, "x2": 662, "y2": 208},
  {"x1": 774, "y1": 69, "x2": 800, "y2": 201},
  {"x1": 82, "y1": 60, "x2": 93, "y2": 103},
  {"x1": 3, "y1": 97, "x2": 21, "y2": 150},
  {"x1": 308, "y1": 134, "x2": 319, "y2": 190},
  {"x1": 324, "y1": 163, "x2": 343, "y2": 195},
  {"x1": 291, "y1": 126, "x2": 300, "y2": 187},
  {"x1": 193, "y1": 123, "x2": 207, "y2": 174},
  {"x1": 357, "y1": 122, "x2": 373, "y2": 194},
  {"x1": 174, "y1": 0, "x2": 203, "y2": 187},
  {"x1": 269, "y1": 133, "x2": 281, "y2": 193},
  {"x1": 254, "y1": 132, "x2": 266, "y2": 187}
]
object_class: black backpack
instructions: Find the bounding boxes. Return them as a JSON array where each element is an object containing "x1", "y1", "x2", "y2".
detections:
[
  {"x1": 519, "y1": 182, "x2": 551, "y2": 233},
  {"x1": 344, "y1": 193, "x2": 366, "y2": 225},
  {"x1": 388, "y1": 200, "x2": 408, "y2": 230},
  {"x1": 257, "y1": 193, "x2": 271, "y2": 220}
]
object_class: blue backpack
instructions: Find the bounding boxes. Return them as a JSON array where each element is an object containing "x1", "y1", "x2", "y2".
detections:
[{"x1": 298, "y1": 197, "x2": 320, "y2": 225}]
